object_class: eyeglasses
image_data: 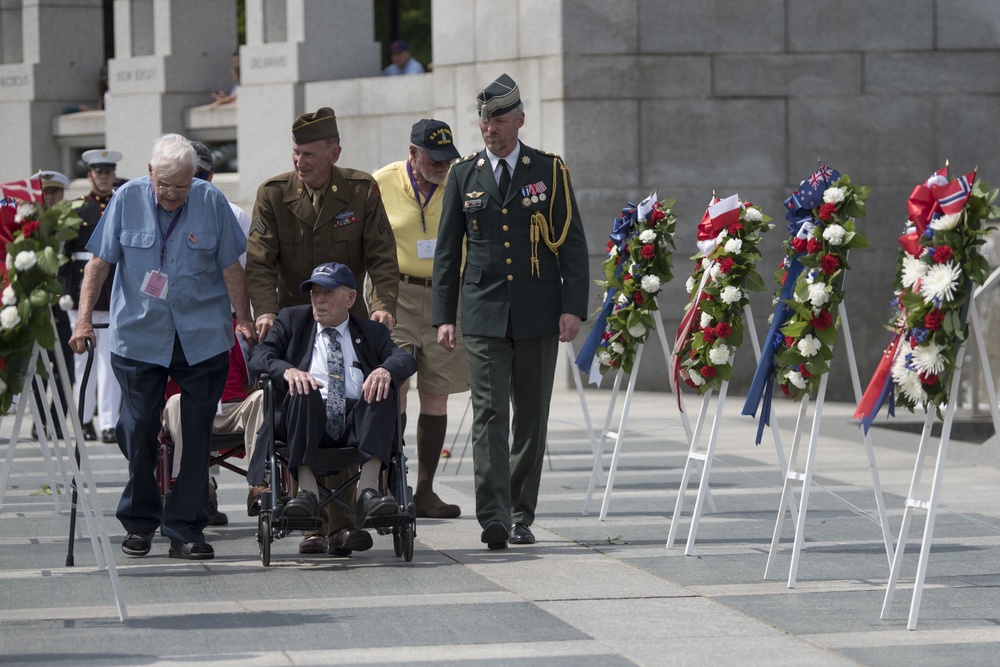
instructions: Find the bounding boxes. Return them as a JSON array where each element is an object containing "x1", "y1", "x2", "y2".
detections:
[{"x1": 154, "y1": 183, "x2": 192, "y2": 196}]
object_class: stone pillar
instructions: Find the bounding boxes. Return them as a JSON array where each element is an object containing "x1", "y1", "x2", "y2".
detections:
[
  {"x1": 105, "y1": 0, "x2": 236, "y2": 178},
  {"x1": 238, "y1": 0, "x2": 381, "y2": 203},
  {"x1": 0, "y1": 0, "x2": 104, "y2": 181}
]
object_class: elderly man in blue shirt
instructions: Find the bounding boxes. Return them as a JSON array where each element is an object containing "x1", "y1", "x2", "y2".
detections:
[{"x1": 69, "y1": 133, "x2": 255, "y2": 561}]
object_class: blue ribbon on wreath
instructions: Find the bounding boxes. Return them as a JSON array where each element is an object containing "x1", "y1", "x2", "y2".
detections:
[{"x1": 575, "y1": 205, "x2": 639, "y2": 375}]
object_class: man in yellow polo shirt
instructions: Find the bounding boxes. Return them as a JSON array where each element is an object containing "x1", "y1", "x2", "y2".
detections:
[{"x1": 373, "y1": 119, "x2": 466, "y2": 518}]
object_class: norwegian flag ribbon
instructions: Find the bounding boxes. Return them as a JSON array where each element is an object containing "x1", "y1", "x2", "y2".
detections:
[
  {"x1": 854, "y1": 328, "x2": 902, "y2": 433},
  {"x1": 931, "y1": 171, "x2": 976, "y2": 215}
]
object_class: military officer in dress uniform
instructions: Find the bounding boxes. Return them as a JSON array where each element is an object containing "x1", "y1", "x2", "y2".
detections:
[
  {"x1": 60, "y1": 149, "x2": 123, "y2": 442},
  {"x1": 432, "y1": 74, "x2": 590, "y2": 550},
  {"x1": 247, "y1": 107, "x2": 399, "y2": 557}
]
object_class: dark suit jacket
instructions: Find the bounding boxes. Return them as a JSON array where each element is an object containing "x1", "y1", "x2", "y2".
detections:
[
  {"x1": 432, "y1": 142, "x2": 589, "y2": 340},
  {"x1": 248, "y1": 304, "x2": 416, "y2": 398}
]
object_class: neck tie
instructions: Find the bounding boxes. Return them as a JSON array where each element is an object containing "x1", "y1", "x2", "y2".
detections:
[
  {"x1": 312, "y1": 189, "x2": 323, "y2": 217},
  {"x1": 497, "y1": 159, "x2": 511, "y2": 198},
  {"x1": 323, "y1": 328, "x2": 346, "y2": 440}
]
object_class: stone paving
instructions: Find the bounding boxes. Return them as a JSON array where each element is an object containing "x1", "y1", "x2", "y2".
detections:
[{"x1": 2, "y1": 386, "x2": 999, "y2": 666}]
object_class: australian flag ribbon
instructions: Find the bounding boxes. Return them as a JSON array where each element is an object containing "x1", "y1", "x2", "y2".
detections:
[{"x1": 740, "y1": 165, "x2": 840, "y2": 444}]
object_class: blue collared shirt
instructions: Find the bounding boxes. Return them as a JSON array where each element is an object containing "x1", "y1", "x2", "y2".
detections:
[{"x1": 86, "y1": 176, "x2": 245, "y2": 366}]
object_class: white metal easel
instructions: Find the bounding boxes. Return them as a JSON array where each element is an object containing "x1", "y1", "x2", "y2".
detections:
[
  {"x1": 667, "y1": 303, "x2": 796, "y2": 553},
  {"x1": 0, "y1": 323, "x2": 127, "y2": 621},
  {"x1": 764, "y1": 304, "x2": 895, "y2": 587},
  {"x1": 881, "y1": 271, "x2": 1000, "y2": 629}
]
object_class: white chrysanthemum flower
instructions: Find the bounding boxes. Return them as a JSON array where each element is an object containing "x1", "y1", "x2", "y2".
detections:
[
  {"x1": 598, "y1": 350, "x2": 612, "y2": 366},
  {"x1": 716, "y1": 228, "x2": 728, "y2": 242},
  {"x1": 59, "y1": 294, "x2": 74, "y2": 311},
  {"x1": 919, "y1": 262, "x2": 962, "y2": 303},
  {"x1": 891, "y1": 340, "x2": 915, "y2": 383},
  {"x1": 639, "y1": 229, "x2": 657, "y2": 244},
  {"x1": 611, "y1": 342, "x2": 625, "y2": 354},
  {"x1": 709, "y1": 344, "x2": 731, "y2": 366},
  {"x1": 689, "y1": 371, "x2": 705, "y2": 387},
  {"x1": 822, "y1": 187, "x2": 845, "y2": 205},
  {"x1": 720, "y1": 285, "x2": 742, "y2": 305},
  {"x1": 0, "y1": 305, "x2": 21, "y2": 329},
  {"x1": 723, "y1": 238, "x2": 743, "y2": 255},
  {"x1": 787, "y1": 370, "x2": 807, "y2": 389},
  {"x1": 807, "y1": 283, "x2": 829, "y2": 307},
  {"x1": 700, "y1": 311, "x2": 713, "y2": 328},
  {"x1": 744, "y1": 207, "x2": 762, "y2": 222},
  {"x1": 901, "y1": 254, "x2": 929, "y2": 288},
  {"x1": 702, "y1": 257, "x2": 713, "y2": 270},
  {"x1": 641, "y1": 274, "x2": 661, "y2": 293},
  {"x1": 822, "y1": 224, "x2": 846, "y2": 246},
  {"x1": 15, "y1": 202, "x2": 37, "y2": 223},
  {"x1": 13, "y1": 251, "x2": 37, "y2": 271},
  {"x1": 628, "y1": 322, "x2": 647, "y2": 338},
  {"x1": 685, "y1": 275, "x2": 695, "y2": 294},
  {"x1": 797, "y1": 334, "x2": 821, "y2": 357},
  {"x1": 2, "y1": 285, "x2": 15, "y2": 306},
  {"x1": 911, "y1": 342, "x2": 946, "y2": 376},
  {"x1": 930, "y1": 212, "x2": 961, "y2": 231},
  {"x1": 709, "y1": 264, "x2": 723, "y2": 282},
  {"x1": 898, "y1": 373, "x2": 928, "y2": 405}
]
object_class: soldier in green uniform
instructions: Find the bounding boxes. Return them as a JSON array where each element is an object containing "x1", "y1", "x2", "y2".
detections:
[
  {"x1": 246, "y1": 107, "x2": 399, "y2": 557},
  {"x1": 432, "y1": 74, "x2": 590, "y2": 549}
]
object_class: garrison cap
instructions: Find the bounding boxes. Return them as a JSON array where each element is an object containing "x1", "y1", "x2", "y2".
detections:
[
  {"x1": 476, "y1": 73, "x2": 520, "y2": 123},
  {"x1": 35, "y1": 170, "x2": 69, "y2": 190},
  {"x1": 410, "y1": 119, "x2": 461, "y2": 162},
  {"x1": 292, "y1": 107, "x2": 339, "y2": 144},
  {"x1": 82, "y1": 149, "x2": 122, "y2": 170}
]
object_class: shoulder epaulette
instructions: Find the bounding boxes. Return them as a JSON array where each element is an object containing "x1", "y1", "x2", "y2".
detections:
[{"x1": 458, "y1": 153, "x2": 479, "y2": 163}]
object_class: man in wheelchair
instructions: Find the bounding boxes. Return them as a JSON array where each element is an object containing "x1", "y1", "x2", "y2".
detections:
[{"x1": 246, "y1": 262, "x2": 416, "y2": 553}]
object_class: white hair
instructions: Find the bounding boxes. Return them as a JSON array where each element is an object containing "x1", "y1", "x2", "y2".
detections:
[{"x1": 149, "y1": 133, "x2": 197, "y2": 179}]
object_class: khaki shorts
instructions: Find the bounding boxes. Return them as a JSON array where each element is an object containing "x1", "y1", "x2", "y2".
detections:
[{"x1": 392, "y1": 279, "x2": 469, "y2": 395}]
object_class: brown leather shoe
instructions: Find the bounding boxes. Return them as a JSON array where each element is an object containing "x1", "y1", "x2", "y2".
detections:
[
  {"x1": 414, "y1": 491, "x2": 461, "y2": 519},
  {"x1": 327, "y1": 526, "x2": 374, "y2": 556},
  {"x1": 298, "y1": 534, "x2": 328, "y2": 554},
  {"x1": 247, "y1": 484, "x2": 269, "y2": 517}
]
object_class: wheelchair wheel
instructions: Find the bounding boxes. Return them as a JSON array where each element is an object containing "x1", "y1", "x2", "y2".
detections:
[
  {"x1": 258, "y1": 513, "x2": 271, "y2": 567},
  {"x1": 392, "y1": 526, "x2": 403, "y2": 557},
  {"x1": 402, "y1": 520, "x2": 415, "y2": 562}
]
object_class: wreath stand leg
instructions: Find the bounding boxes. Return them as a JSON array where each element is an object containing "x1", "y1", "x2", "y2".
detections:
[
  {"x1": 667, "y1": 304, "x2": 795, "y2": 552},
  {"x1": 562, "y1": 340, "x2": 602, "y2": 489},
  {"x1": 763, "y1": 303, "x2": 895, "y2": 586},
  {"x1": 882, "y1": 285, "x2": 1000, "y2": 629},
  {"x1": 0, "y1": 319, "x2": 127, "y2": 621},
  {"x1": 584, "y1": 301, "x2": 691, "y2": 519},
  {"x1": 880, "y1": 350, "x2": 963, "y2": 630}
]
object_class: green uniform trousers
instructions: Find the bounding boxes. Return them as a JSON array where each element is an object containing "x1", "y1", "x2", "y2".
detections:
[{"x1": 464, "y1": 332, "x2": 558, "y2": 528}]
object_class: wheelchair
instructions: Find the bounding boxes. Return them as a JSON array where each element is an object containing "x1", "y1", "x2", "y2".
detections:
[
  {"x1": 156, "y1": 423, "x2": 248, "y2": 506},
  {"x1": 255, "y1": 373, "x2": 416, "y2": 566}
]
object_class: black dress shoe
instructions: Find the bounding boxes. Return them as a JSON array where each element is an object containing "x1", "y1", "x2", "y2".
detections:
[
  {"x1": 509, "y1": 523, "x2": 536, "y2": 545},
  {"x1": 82, "y1": 422, "x2": 97, "y2": 441},
  {"x1": 169, "y1": 540, "x2": 214, "y2": 560},
  {"x1": 282, "y1": 490, "x2": 319, "y2": 519},
  {"x1": 122, "y1": 532, "x2": 154, "y2": 556},
  {"x1": 355, "y1": 487, "x2": 396, "y2": 526},
  {"x1": 101, "y1": 428, "x2": 116, "y2": 444},
  {"x1": 481, "y1": 521, "x2": 508, "y2": 550},
  {"x1": 327, "y1": 527, "x2": 374, "y2": 556}
]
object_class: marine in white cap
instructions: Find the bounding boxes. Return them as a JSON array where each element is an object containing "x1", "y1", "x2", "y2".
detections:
[
  {"x1": 34, "y1": 170, "x2": 70, "y2": 208},
  {"x1": 61, "y1": 148, "x2": 124, "y2": 443}
]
